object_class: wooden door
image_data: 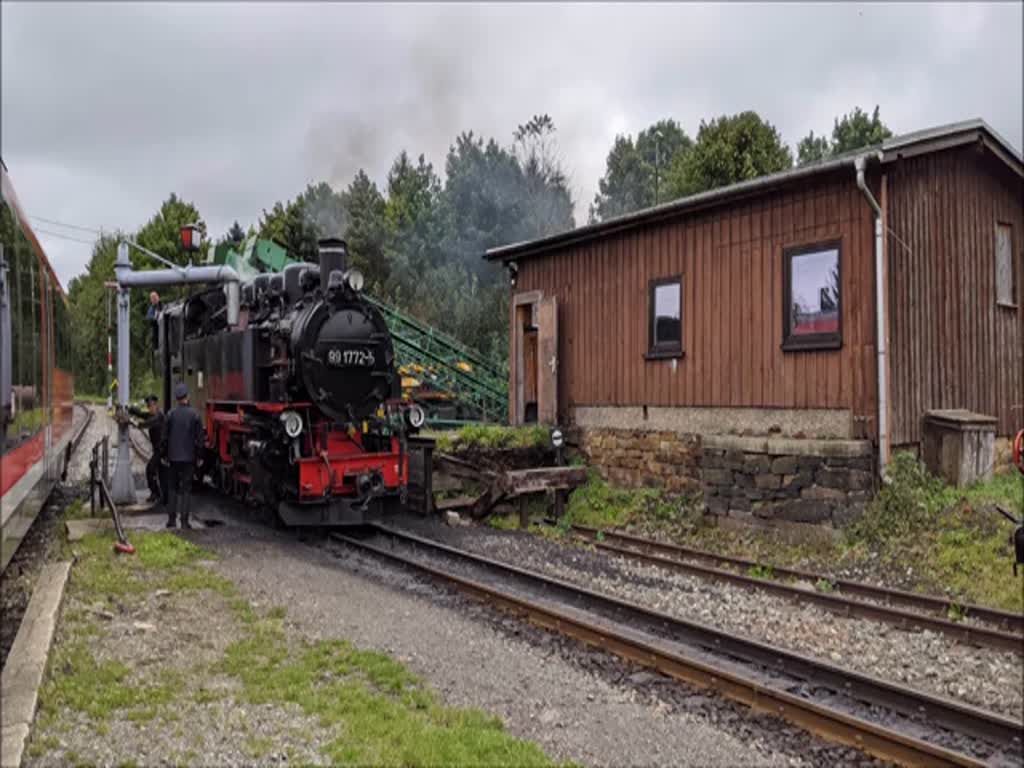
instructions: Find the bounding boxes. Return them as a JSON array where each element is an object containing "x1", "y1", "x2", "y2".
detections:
[
  {"x1": 523, "y1": 329, "x2": 538, "y2": 418},
  {"x1": 537, "y1": 296, "x2": 558, "y2": 424}
]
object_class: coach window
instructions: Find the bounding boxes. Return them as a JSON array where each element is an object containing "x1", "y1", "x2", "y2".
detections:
[
  {"x1": 646, "y1": 276, "x2": 683, "y2": 359},
  {"x1": 783, "y1": 241, "x2": 841, "y2": 351},
  {"x1": 996, "y1": 223, "x2": 1017, "y2": 308}
]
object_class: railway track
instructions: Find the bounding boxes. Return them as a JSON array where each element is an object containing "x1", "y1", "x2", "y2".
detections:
[
  {"x1": 334, "y1": 523, "x2": 1023, "y2": 768},
  {"x1": 67, "y1": 403, "x2": 96, "y2": 461},
  {"x1": 569, "y1": 525, "x2": 1024, "y2": 653}
]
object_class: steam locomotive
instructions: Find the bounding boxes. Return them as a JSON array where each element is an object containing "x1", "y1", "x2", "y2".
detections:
[{"x1": 155, "y1": 237, "x2": 425, "y2": 526}]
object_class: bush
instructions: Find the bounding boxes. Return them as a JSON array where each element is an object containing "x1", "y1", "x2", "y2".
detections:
[
  {"x1": 434, "y1": 424, "x2": 551, "y2": 453},
  {"x1": 562, "y1": 470, "x2": 682, "y2": 530},
  {"x1": 846, "y1": 451, "x2": 952, "y2": 547}
]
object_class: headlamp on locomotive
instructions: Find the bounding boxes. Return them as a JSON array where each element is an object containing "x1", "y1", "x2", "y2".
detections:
[{"x1": 155, "y1": 237, "x2": 420, "y2": 526}]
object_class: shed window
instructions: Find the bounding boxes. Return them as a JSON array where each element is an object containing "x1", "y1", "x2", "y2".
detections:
[
  {"x1": 647, "y1": 277, "x2": 682, "y2": 358},
  {"x1": 783, "y1": 241, "x2": 841, "y2": 351},
  {"x1": 996, "y1": 223, "x2": 1016, "y2": 307}
]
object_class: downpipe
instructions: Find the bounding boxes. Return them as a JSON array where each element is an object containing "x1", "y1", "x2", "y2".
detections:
[{"x1": 855, "y1": 153, "x2": 888, "y2": 479}]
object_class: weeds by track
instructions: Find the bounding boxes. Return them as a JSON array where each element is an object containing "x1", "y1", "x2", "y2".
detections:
[{"x1": 334, "y1": 523, "x2": 1023, "y2": 768}]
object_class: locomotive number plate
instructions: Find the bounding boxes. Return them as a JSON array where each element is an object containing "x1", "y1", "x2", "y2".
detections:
[{"x1": 326, "y1": 347, "x2": 376, "y2": 368}]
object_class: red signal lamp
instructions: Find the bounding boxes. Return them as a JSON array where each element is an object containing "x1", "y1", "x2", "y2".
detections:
[{"x1": 180, "y1": 224, "x2": 202, "y2": 253}]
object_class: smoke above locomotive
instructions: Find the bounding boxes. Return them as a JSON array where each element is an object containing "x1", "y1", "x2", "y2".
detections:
[{"x1": 154, "y1": 237, "x2": 421, "y2": 526}]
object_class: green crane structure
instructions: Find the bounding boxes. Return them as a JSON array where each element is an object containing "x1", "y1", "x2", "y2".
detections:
[{"x1": 204, "y1": 237, "x2": 508, "y2": 426}]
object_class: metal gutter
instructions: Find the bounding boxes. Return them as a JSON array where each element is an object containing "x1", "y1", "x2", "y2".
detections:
[{"x1": 854, "y1": 152, "x2": 889, "y2": 476}]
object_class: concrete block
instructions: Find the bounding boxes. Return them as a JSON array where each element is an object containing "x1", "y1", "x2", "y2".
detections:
[
  {"x1": 702, "y1": 434, "x2": 872, "y2": 458},
  {"x1": 1, "y1": 561, "x2": 71, "y2": 768},
  {"x1": 921, "y1": 409, "x2": 997, "y2": 487},
  {"x1": 66, "y1": 518, "x2": 114, "y2": 541},
  {"x1": 1, "y1": 724, "x2": 30, "y2": 768}
]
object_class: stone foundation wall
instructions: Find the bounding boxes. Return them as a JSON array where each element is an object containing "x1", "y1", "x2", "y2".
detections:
[
  {"x1": 579, "y1": 428, "x2": 701, "y2": 494},
  {"x1": 701, "y1": 435, "x2": 875, "y2": 527},
  {"x1": 577, "y1": 428, "x2": 876, "y2": 529}
]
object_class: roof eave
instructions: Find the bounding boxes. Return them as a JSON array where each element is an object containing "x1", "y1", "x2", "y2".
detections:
[
  {"x1": 880, "y1": 122, "x2": 1023, "y2": 179},
  {"x1": 485, "y1": 118, "x2": 1023, "y2": 265},
  {"x1": 485, "y1": 153, "x2": 859, "y2": 263}
]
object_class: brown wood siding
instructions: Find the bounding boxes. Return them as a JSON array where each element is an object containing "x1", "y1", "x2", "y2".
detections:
[
  {"x1": 514, "y1": 171, "x2": 879, "y2": 435},
  {"x1": 887, "y1": 146, "x2": 1024, "y2": 443}
]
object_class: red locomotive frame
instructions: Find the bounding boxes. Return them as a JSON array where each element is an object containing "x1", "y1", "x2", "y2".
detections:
[{"x1": 204, "y1": 400, "x2": 408, "y2": 506}]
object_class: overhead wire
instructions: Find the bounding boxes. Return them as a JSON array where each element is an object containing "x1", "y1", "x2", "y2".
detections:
[
  {"x1": 28, "y1": 215, "x2": 105, "y2": 235},
  {"x1": 33, "y1": 226, "x2": 98, "y2": 246}
]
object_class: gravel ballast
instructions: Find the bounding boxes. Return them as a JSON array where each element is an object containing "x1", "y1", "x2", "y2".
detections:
[
  {"x1": 392, "y1": 515, "x2": 1024, "y2": 720},
  {"x1": 201, "y1": 522, "x2": 816, "y2": 767}
]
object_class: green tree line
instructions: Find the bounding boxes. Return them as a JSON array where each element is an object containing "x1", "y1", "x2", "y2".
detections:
[{"x1": 65, "y1": 106, "x2": 891, "y2": 396}]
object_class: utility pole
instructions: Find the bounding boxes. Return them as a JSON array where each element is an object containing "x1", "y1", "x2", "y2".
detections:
[
  {"x1": 105, "y1": 282, "x2": 116, "y2": 410},
  {"x1": 654, "y1": 129, "x2": 664, "y2": 206}
]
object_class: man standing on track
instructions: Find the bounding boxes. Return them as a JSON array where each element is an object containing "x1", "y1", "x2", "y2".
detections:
[
  {"x1": 161, "y1": 382, "x2": 203, "y2": 529},
  {"x1": 129, "y1": 394, "x2": 167, "y2": 507}
]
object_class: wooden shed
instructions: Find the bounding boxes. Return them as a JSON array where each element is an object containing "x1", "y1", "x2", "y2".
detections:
[{"x1": 487, "y1": 120, "x2": 1023, "y2": 483}]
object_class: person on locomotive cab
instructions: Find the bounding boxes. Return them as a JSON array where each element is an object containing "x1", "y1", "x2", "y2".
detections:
[
  {"x1": 161, "y1": 383, "x2": 203, "y2": 529},
  {"x1": 147, "y1": 292, "x2": 162, "y2": 367},
  {"x1": 129, "y1": 394, "x2": 168, "y2": 506}
]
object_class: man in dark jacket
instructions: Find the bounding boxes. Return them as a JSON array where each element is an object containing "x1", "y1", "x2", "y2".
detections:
[
  {"x1": 161, "y1": 382, "x2": 204, "y2": 529},
  {"x1": 129, "y1": 394, "x2": 167, "y2": 506}
]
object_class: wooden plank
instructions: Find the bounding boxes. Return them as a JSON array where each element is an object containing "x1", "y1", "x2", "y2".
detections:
[
  {"x1": 435, "y1": 495, "x2": 483, "y2": 512},
  {"x1": 499, "y1": 466, "x2": 589, "y2": 496}
]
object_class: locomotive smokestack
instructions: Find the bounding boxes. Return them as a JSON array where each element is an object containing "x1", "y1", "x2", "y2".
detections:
[{"x1": 318, "y1": 237, "x2": 349, "y2": 293}]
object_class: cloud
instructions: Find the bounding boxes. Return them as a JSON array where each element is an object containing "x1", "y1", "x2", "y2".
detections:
[{"x1": 2, "y1": 1, "x2": 1020, "y2": 288}]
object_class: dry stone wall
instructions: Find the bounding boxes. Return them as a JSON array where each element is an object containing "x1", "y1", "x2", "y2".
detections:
[
  {"x1": 700, "y1": 435, "x2": 875, "y2": 527},
  {"x1": 578, "y1": 428, "x2": 876, "y2": 529},
  {"x1": 578, "y1": 428, "x2": 701, "y2": 494}
]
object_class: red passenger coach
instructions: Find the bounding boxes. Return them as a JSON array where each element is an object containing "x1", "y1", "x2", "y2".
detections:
[{"x1": 1, "y1": 161, "x2": 76, "y2": 570}]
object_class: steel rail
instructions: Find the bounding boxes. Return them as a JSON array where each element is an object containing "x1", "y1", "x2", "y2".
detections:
[
  {"x1": 59, "y1": 403, "x2": 96, "y2": 483},
  {"x1": 335, "y1": 529, "x2": 1005, "y2": 768},
  {"x1": 68, "y1": 403, "x2": 96, "y2": 458},
  {"x1": 347, "y1": 523, "x2": 1022, "y2": 752},
  {"x1": 567, "y1": 527, "x2": 1023, "y2": 654},
  {"x1": 572, "y1": 525, "x2": 1024, "y2": 634}
]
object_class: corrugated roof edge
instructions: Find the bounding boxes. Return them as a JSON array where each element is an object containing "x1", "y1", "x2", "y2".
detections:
[{"x1": 485, "y1": 118, "x2": 1022, "y2": 263}]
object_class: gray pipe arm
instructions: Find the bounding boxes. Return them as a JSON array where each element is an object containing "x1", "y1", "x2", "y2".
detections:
[
  {"x1": 114, "y1": 240, "x2": 240, "y2": 326},
  {"x1": 114, "y1": 263, "x2": 240, "y2": 289}
]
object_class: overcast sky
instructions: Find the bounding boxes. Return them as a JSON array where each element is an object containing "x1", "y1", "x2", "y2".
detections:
[{"x1": 2, "y1": 1, "x2": 1021, "y2": 289}]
